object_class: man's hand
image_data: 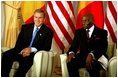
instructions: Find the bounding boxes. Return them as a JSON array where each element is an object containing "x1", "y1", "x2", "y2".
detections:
[
  {"x1": 85, "y1": 53, "x2": 94, "y2": 70},
  {"x1": 21, "y1": 48, "x2": 31, "y2": 57},
  {"x1": 66, "y1": 53, "x2": 75, "y2": 62}
]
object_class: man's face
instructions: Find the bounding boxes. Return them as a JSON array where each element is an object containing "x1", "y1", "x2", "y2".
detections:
[
  {"x1": 82, "y1": 16, "x2": 90, "y2": 29},
  {"x1": 34, "y1": 12, "x2": 45, "y2": 27}
]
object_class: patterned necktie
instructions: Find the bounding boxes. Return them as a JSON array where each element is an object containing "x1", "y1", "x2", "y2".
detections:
[
  {"x1": 86, "y1": 29, "x2": 90, "y2": 38},
  {"x1": 86, "y1": 29, "x2": 90, "y2": 42},
  {"x1": 29, "y1": 27, "x2": 39, "y2": 47}
]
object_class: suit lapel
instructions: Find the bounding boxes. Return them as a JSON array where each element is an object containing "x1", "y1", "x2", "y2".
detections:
[
  {"x1": 80, "y1": 28, "x2": 88, "y2": 45},
  {"x1": 21, "y1": 23, "x2": 34, "y2": 47},
  {"x1": 27, "y1": 23, "x2": 35, "y2": 42},
  {"x1": 89, "y1": 26, "x2": 99, "y2": 43}
]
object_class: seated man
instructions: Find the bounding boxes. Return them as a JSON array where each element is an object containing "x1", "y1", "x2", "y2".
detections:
[
  {"x1": 66, "y1": 13, "x2": 108, "y2": 77},
  {"x1": 1, "y1": 9, "x2": 53, "y2": 77}
]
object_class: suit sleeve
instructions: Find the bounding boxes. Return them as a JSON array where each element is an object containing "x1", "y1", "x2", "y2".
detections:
[
  {"x1": 93, "y1": 30, "x2": 108, "y2": 60},
  {"x1": 42, "y1": 28, "x2": 53, "y2": 51},
  {"x1": 14, "y1": 25, "x2": 25, "y2": 51},
  {"x1": 67, "y1": 30, "x2": 80, "y2": 55}
]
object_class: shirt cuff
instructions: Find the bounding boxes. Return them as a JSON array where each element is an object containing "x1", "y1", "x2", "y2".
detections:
[
  {"x1": 31, "y1": 47, "x2": 37, "y2": 53},
  {"x1": 19, "y1": 51, "x2": 22, "y2": 55},
  {"x1": 69, "y1": 51, "x2": 74, "y2": 54},
  {"x1": 89, "y1": 51, "x2": 95, "y2": 60}
]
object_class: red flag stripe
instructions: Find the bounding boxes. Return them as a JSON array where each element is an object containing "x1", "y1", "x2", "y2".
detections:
[
  {"x1": 105, "y1": 17, "x2": 117, "y2": 43},
  {"x1": 46, "y1": 1, "x2": 76, "y2": 49},
  {"x1": 67, "y1": 1, "x2": 75, "y2": 16},
  {"x1": 52, "y1": 1, "x2": 74, "y2": 39},
  {"x1": 47, "y1": 3, "x2": 70, "y2": 49},
  {"x1": 47, "y1": 7, "x2": 69, "y2": 48},
  {"x1": 108, "y1": 1, "x2": 117, "y2": 23},
  {"x1": 46, "y1": 13, "x2": 65, "y2": 49},
  {"x1": 105, "y1": 1, "x2": 117, "y2": 43},
  {"x1": 56, "y1": 1, "x2": 75, "y2": 33},
  {"x1": 48, "y1": 2, "x2": 72, "y2": 44},
  {"x1": 107, "y1": 7, "x2": 116, "y2": 32},
  {"x1": 63, "y1": 1, "x2": 75, "y2": 27}
]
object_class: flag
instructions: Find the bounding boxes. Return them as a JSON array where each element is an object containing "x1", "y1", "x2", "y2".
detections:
[
  {"x1": 46, "y1": 1, "x2": 76, "y2": 49},
  {"x1": 21, "y1": 1, "x2": 46, "y2": 24},
  {"x1": 104, "y1": 1, "x2": 117, "y2": 44},
  {"x1": 76, "y1": 1, "x2": 104, "y2": 29}
]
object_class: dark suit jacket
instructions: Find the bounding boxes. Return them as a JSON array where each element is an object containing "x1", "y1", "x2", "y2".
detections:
[
  {"x1": 13, "y1": 23, "x2": 53, "y2": 53},
  {"x1": 67, "y1": 25, "x2": 108, "y2": 61}
]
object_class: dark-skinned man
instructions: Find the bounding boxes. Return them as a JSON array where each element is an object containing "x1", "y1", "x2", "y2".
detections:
[{"x1": 66, "y1": 13, "x2": 108, "y2": 77}]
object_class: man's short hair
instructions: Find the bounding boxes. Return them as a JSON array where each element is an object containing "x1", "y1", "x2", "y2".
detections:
[{"x1": 34, "y1": 9, "x2": 46, "y2": 18}]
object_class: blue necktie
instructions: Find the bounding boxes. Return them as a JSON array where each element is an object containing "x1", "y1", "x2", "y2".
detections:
[{"x1": 29, "y1": 27, "x2": 39, "y2": 47}]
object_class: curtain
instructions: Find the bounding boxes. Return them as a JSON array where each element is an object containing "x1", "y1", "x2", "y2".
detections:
[{"x1": 3, "y1": 1, "x2": 22, "y2": 48}]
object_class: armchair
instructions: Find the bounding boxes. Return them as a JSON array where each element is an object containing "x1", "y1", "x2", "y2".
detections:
[
  {"x1": 1, "y1": 47, "x2": 57, "y2": 77},
  {"x1": 60, "y1": 44, "x2": 117, "y2": 77},
  {"x1": 33, "y1": 50, "x2": 57, "y2": 77}
]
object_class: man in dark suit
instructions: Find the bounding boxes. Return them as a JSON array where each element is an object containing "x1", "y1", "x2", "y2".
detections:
[
  {"x1": 66, "y1": 13, "x2": 108, "y2": 77},
  {"x1": 1, "y1": 9, "x2": 53, "y2": 77}
]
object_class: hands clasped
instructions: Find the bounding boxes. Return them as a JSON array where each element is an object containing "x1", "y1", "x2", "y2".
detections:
[{"x1": 21, "y1": 48, "x2": 31, "y2": 57}]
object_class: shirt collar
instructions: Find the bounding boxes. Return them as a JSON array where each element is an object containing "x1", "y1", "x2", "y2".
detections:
[
  {"x1": 86, "y1": 25, "x2": 95, "y2": 38},
  {"x1": 89, "y1": 25, "x2": 94, "y2": 31},
  {"x1": 34, "y1": 24, "x2": 42, "y2": 30},
  {"x1": 86, "y1": 25, "x2": 94, "y2": 31}
]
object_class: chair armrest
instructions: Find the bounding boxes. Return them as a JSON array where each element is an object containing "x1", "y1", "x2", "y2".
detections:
[
  {"x1": 60, "y1": 54, "x2": 69, "y2": 77},
  {"x1": 107, "y1": 56, "x2": 117, "y2": 77},
  {"x1": 33, "y1": 50, "x2": 56, "y2": 77},
  {"x1": 60, "y1": 54, "x2": 90, "y2": 77}
]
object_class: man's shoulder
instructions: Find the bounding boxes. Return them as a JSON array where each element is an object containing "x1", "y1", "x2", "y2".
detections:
[
  {"x1": 95, "y1": 26, "x2": 107, "y2": 33},
  {"x1": 93, "y1": 26, "x2": 108, "y2": 37},
  {"x1": 42, "y1": 24, "x2": 53, "y2": 32},
  {"x1": 76, "y1": 28, "x2": 85, "y2": 33},
  {"x1": 21, "y1": 23, "x2": 34, "y2": 29}
]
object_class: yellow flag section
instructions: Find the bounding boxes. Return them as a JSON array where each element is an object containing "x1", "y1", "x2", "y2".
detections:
[
  {"x1": 76, "y1": 1, "x2": 104, "y2": 29},
  {"x1": 21, "y1": 1, "x2": 45, "y2": 24}
]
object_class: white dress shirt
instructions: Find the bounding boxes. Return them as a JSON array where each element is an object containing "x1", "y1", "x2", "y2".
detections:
[
  {"x1": 86, "y1": 25, "x2": 94, "y2": 38},
  {"x1": 86, "y1": 25, "x2": 95, "y2": 59}
]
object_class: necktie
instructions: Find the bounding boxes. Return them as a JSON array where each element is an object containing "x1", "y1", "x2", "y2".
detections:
[
  {"x1": 29, "y1": 27, "x2": 39, "y2": 47},
  {"x1": 86, "y1": 29, "x2": 90, "y2": 42},
  {"x1": 86, "y1": 29, "x2": 90, "y2": 38}
]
